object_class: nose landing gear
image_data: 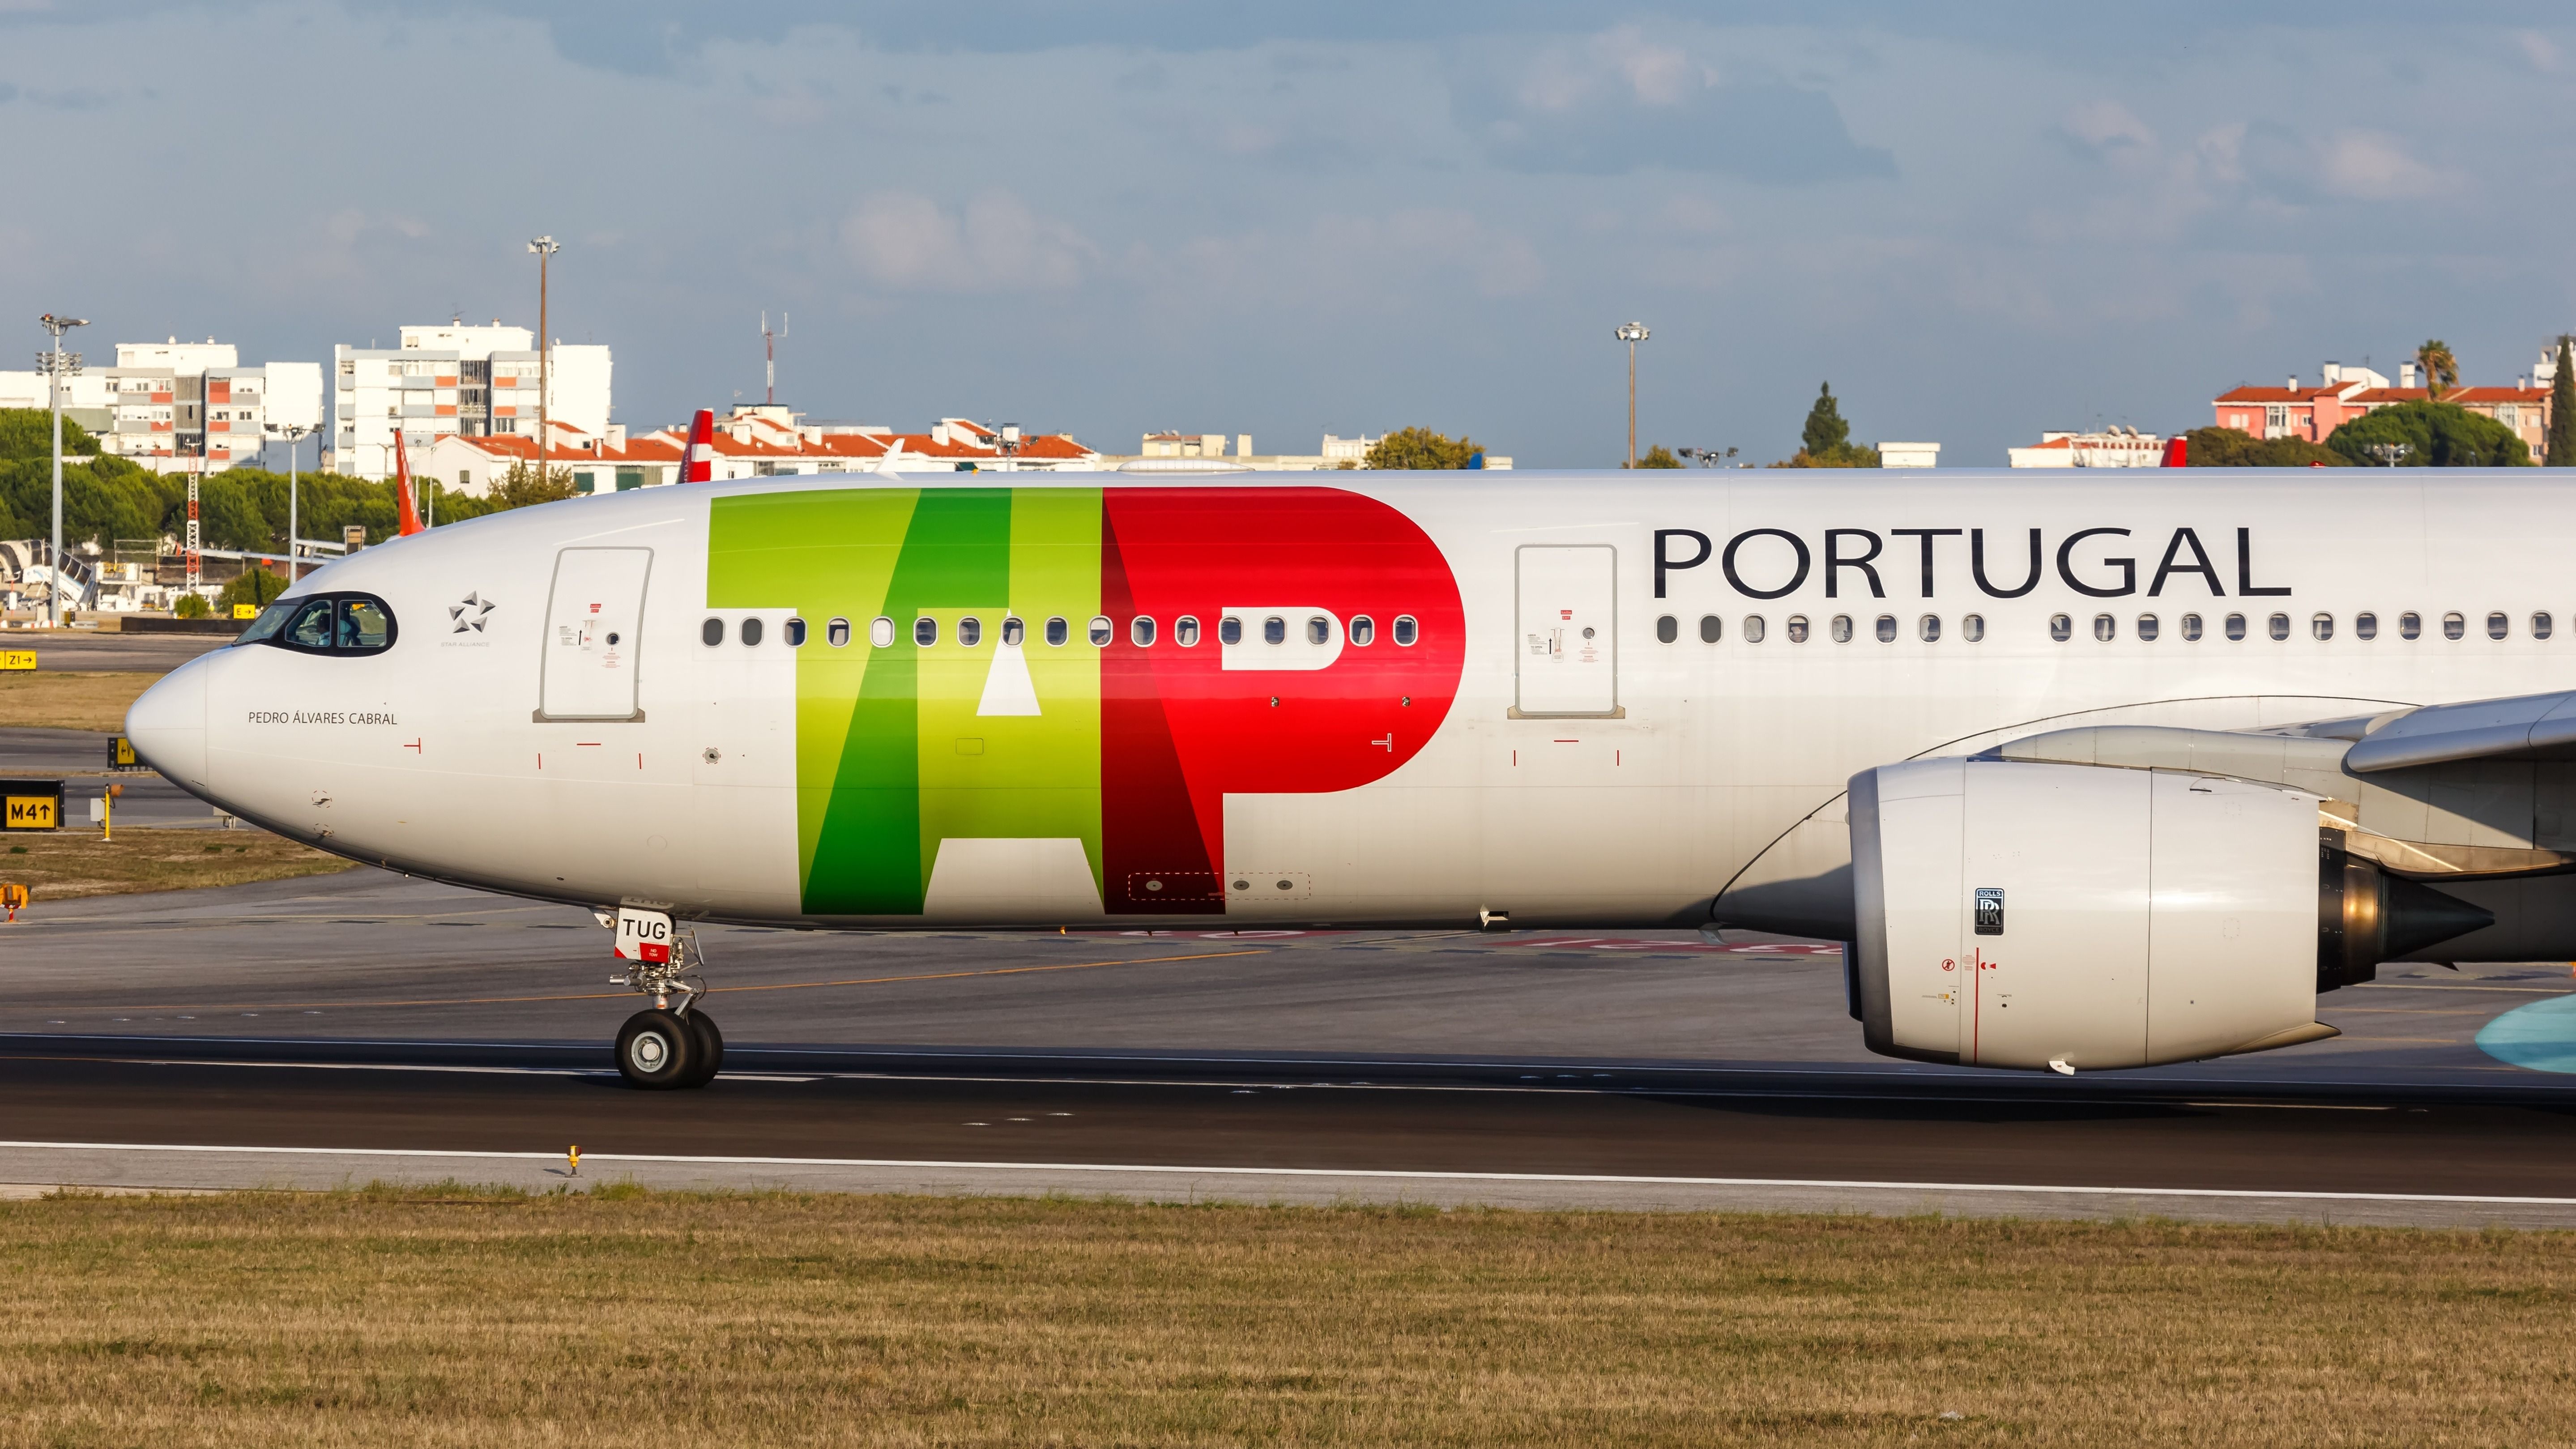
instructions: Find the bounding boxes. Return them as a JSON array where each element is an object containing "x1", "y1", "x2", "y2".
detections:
[{"x1": 606, "y1": 911, "x2": 725, "y2": 1090}]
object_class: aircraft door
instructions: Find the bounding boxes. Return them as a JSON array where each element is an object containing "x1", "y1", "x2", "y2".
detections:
[
  {"x1": 536, "y1": 547, "x2": 652, "y2": 722},
  {"x1": 1513, "y1": 544, "x2": 1620, "y2": 717}
]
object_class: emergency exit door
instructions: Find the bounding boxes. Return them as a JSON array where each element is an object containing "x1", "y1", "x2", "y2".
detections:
[
  {"x1": 1514, "y1": 544, "x2": 1620, "y2": 717},
  {"x1": 536, "y1": 547, "x2": 652, "y2": 721}
]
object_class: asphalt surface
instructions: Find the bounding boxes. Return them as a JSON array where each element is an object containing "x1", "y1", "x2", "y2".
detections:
[
  {"x1": 3, "y1": 865, "x2": 2573, "y2": 1223},
  {"x1": 0, "y1": 728, "x2": 227, "y2": 827},
  {"x1": 9, "y1": 629, "x2": 230, "y2": 673}
]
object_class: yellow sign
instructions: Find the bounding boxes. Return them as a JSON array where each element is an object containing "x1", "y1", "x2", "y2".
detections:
[
  {"x1": 233, "y1": 603, "x2": 259, "y2": 620},
  {"x1": 0, "y1": 651, "x2": 34, "y2": 671},
  {"x1": 4, "y1": 795, "x2": 58, "y2": 831},
  {"x1": 111, "y1": 737, "x2": 138, "y2": 768}
]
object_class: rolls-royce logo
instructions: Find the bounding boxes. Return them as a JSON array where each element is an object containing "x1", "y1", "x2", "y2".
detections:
[{"x1": 449, "y1": 592, "x2": 495, "y2": 633}]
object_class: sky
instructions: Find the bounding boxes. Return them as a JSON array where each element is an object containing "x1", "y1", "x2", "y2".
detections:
[{"x1": 2, "y1": 2, "x2": 2572, "y2": 468}]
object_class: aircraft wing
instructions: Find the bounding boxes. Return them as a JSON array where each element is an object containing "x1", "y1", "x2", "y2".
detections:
[{"x1": 2339, "y1": 690, "x2": 2576, "y2": 772}]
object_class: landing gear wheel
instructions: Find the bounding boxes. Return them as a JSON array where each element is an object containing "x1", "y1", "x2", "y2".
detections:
[
  {"x1": 614, "y1": 1008, "x2": 697, "y2": 1090},
  {"x1": 681, "y1": 1010, "x2": 724, "y2": 1087}
]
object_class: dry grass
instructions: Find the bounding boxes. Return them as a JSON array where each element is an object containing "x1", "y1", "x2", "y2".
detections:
[
  {"x1": 0, "y1": 1189, "x2": 2572, "y2": 1447},
  {"x1": 0, "y1": 671, "x2": 159, "y2": 733},
  {"x1": 0, "y1": 826, "x2": 354, "y2": 901}
]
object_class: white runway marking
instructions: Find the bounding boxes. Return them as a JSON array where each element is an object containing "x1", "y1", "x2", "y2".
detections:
[{"x1": 1, "y1": 1139, "x2": 2570, "y2": 1209}]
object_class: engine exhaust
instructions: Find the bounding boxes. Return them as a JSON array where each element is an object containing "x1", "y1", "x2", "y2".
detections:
[{"x1": 2317, "y1": 843, "x2": 2495, "y2": 990}]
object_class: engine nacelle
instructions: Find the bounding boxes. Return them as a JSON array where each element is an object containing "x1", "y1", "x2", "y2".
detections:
[{"x1": 1848, "y1": 759, "x2": 2490, "y2": 1072}]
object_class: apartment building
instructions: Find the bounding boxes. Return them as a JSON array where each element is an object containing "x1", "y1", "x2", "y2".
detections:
[
  {"x1": 332, "y1": 322, "x2": 611, "y2": 480},
  {"x1": 89, "y1": 339, "x2": 323, "y2": 473},
  {"x1": 2214, "y1": 352, "x2": 2556, "y2": 460}
]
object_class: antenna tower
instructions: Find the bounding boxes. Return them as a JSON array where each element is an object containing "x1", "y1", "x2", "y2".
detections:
[{"x1": 762, "y1": 311, "x2": 787, "y2": 405}]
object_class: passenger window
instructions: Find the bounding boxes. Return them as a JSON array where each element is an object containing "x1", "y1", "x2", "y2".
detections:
[
  {"x1": 1743, "y1": 615, "x2": 1767, "y2": 643},
  {"x1": 2180, "y1": 614, "x2": 2202, "y2": 641},
  {"x1": 1222, "y1": 615, "x2": 1246, "y2": 646},
  {"x1": 2049, "y1": 614, "x2": 2072, "y2": 642},
  {"x1": 2137, "y1": 614, "x2": 2159, "y2": 641},
  {"x1": 915, "y1": 617, "x2": 938, "y2": 647},
  {"x1": 2488, "y1": 611, "x2": 2509, "y2": 640},
  {"x1": 1787, "y1": 614, "x2": 1811, "y2": 643},
  {"x1": 700, "y1": 617, "x2": 725, "y2": 647},
  {"x1": 1830, "y1": 614, "x2": 1854, "y2": 644},
  {"x1": 827, "y1": 617, "x2": 851, "y2": 648},
  {"x1": 1918, "y1": 614, "x2": 1940, "y2": 643},
  {"x1": 1875, "y1": 614, "x2": 1897, "y2": 643},
  {"x1": 1306, "y1": 615, "x2": 1330, "y2": 646},
  {"x1": 1131, "y1": 616, "x2": 1157, "y2": 647},
  {"x1": 1002, "y1": 616, "x2": 1025, "y2": 647},
  {"x1": 870, "y1": 616, "x2": 895, "y2": 648},
  {"x1": 2355, "y1": 612, "x2": 2376, "y2": 641},
  {"x1": 1961, "y1": 614, "x2": 1984, "y2": 642},
  {"x1": 1393, "y1": 615, "x2": 1419, "y2": 646},
  {"x1": 2312, "y1": 613, "x2": 2333, "y2": 641},
  {"x1": 2225, "y1": 613, "x2": 2247, "y2": 641},
  {"x1": 785, "y1": 617, "x2": 807, "y2": 647},
  {"x1": 2268, "y1": 613, "x2": 2290, "y2": 641},
  {"x1": 2093, "y1": 614, "x2": 2115, "y2": 642},
  {"x1": 1088, "y1": 616, "x2": 1112, "y2": 646},
  {"x1": 2537, "y1": 612, "x2": 2555, "y2": 640},
  {"x1": 1263, "y1": 615, "x2": 1286, "y2": 645},
  {"x1": 2400, "y1": 612, "x2": 2422, "y2": 640},
  {"x1": 1348, "y1": 615, "x2": 1374, "y2": 646},
  {"x1": 1045, "y1": 616, "x2": 1068, "y2": 647},
  {"x1": 957, "y1": 616, "x2": 981, "y2": 647},
  {"x1": 741, "y1": 617, "x2": 764, "y2": 647},
  {"x1": 1699, "y1": 614, "x2": 1722, "y2": 643},
  {"x1": 1176, "y1": 615, "x2": 1201, "y2": 647},
  {"x1": 1656, "y1": 614, "x2": 1678, "y2": 644},
  {"x1": 2443, "y1": 611, "x2": 2465, "y2": 641}
]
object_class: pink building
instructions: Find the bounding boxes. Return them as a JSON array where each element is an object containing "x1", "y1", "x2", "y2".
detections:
[{"x1": 2214, "y1": 356, "x2": 2556, "y2": 459}]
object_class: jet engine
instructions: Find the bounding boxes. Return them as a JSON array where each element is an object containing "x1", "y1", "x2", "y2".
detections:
[{"x1": 1847, "y1": 759, "x2": 2493, "y2": 1072}]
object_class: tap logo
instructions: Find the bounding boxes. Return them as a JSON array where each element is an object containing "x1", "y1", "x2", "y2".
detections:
[{"x1": 449, "y1": 591, "x2": 495, "y2": 633}]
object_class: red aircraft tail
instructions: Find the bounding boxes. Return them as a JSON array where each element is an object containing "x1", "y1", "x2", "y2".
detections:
[
  {"x1": 682, "y1": 408, "x2": 716, "y2": 483},
  {"x1": 392, "y1": 431, "x2": 424, "y2": 536},
  {"x1": 2161, "y1": 435, "x2": 2189, "y2": 467}
]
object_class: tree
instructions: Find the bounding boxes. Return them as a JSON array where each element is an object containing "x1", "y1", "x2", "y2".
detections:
[
  {"x1": 218, "y1": 566, "x2": 288, "y2": 612},
  {"x1": 2547, "y1": 337, "x2": 2575, "y2": 467},
  {"x1": 172, "y1": 592, "x2": 211, "y2": 618},
  {"x1": 0, "y1": 408, "x2": 101, "y2": 461},
  {"x1": 2325, "y1": 400, "x2": 2529, "y2": 467},
  {"x1": 2416, "y1": 339, "x2": 2459, "y2": 396},
  {"x1": 1362, "y1": 427, "x2": 1483, "y2": 470},
  {"x1": 1770, "y1": 383, "x2": 1880, "y2": 468},
  {"x1": 487, "y1": 460, "x2": 580, "y2": 507},
  {"x1": 2179, "y1": 426, "x2": 2349, "y2": 467},
  {"x1": 1627, "y1": 444, "x2": 1683, "y2": 469}
]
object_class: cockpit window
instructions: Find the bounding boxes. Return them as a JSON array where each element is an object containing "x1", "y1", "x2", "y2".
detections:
[{"x1": 238, "y1": 592, "x2": 399, "y2": 656}]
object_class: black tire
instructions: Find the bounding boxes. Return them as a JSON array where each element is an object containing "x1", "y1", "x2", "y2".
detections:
[
  {"x1": 614, "y1": 1008, "x2": 696, "y2": 1090},
  {"x1": 681, "y1": 1009, "x2": 724, "y2": 1087}
]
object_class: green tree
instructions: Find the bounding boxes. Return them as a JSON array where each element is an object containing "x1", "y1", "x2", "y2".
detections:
[
  {"x1": 2326, "y1": 400, "x2": 2529, "y2": 467},
  {"x1": 1770, "y1": 383, "x2": 1881, "y2": 468},
  {"x1": 1628, "y1": 444, "x2": 1683, "y2": 469},
  {"x1": 2179, "y1": 426, "x2": 2350, "y2": 467},
  {"x1": 0, "y1": 408, "x2": 101, "y2": 461},
  {"x1": 485, "y1": 460, "x2": 581, "y2": 507},
  {"x1": 2547, "y1": 337, "x2": 2575, "y2": 467},
  {"x1": 172, "y1": 592, "x2": 211, "y2": 618},
  {"x1": 218, "y1": 566, "x2": 288, "y2": 612},
  {"x1": 2416, "y1": 339, "x2": 2459, "y2": 396},
  {"x1": 1362, "y1": 427, "x2": 1483, "y2": 470}
]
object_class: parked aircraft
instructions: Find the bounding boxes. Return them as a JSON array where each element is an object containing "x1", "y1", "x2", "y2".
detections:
[{"x1": 123, "y1": 467, "x2": 2576, "y2": 1086}]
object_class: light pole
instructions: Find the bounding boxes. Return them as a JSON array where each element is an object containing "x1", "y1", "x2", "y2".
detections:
[
  {"x1": 265, "y1": 421, "x2": 312, "y2": 582},
  {"x1": 1615, "y1": 321, "x2": 1649, "y2": 468},
  {"x1": 528, "y1": 235, "x2": 559, "y2": 486},
  {"x1": 37, "y1": 314, "x2": 87, "y2": 627}
]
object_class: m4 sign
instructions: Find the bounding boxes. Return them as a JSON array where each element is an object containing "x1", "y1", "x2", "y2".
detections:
[{"x1": 614, "y1": 906, "x2": 674, "y2": 964}]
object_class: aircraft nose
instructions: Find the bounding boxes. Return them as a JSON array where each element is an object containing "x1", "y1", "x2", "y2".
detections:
[{"x1": 125, "y1": 654, "x2": 209, "y2": 789}]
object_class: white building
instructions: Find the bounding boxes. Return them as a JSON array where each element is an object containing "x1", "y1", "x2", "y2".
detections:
[
  {"x1": 332, "y1": 322, "x2": 612, "y2": 480},
  {"x1": 84, "y1": 339, "x2": 322, "y2": 473},
  {"x1": 1877, "y1": 441, "x2": 1941, "y2": 469},
  {"x1": 2008, "y1": 427, "x2": 2165, "y2": 468},
  {"x1": 0, "y1": 370, "x2": 112, "y2": 435}
]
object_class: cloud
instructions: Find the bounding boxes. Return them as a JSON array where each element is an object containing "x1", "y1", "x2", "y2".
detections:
[
  {"x1": 1453, "y1": 27, "x2": 1894, "y2": 183},
  {"x1": 2315, "y1": 130, "x2": 2448, "y2": 200},
  {"x1": 2059, "y1": 100, "x2": 2154, "y2": 155},
  {"x1": 837, "y1": 191, "x2": 1094, "y2": 292},
  {"x1": 2515, "y1": 30, "x2": 2560, "y2": 71},
  {"x1": 1149, "y1": 207, "x2": 1543, "y2": 304}
]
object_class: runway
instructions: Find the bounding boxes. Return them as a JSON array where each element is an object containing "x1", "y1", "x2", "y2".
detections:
[{"x1": 3, "y1": 865, "x2": 2574, "y2": 1225}]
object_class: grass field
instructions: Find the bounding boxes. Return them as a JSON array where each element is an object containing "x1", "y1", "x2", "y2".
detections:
[
  {"x1": 0, "y1": 825, "x2": 354, "y2": 900},
  {"x1": 0, "y1": 671, "x2": 159, "y2": 732},
  {"x1": 2, "y1": 1189, "x2": 2572, "y2": 1446}
]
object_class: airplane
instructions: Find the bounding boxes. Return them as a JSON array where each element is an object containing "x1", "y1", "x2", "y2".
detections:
[{"x1": 120, "y1": 455, "x2": 2576, "y2": 1088}]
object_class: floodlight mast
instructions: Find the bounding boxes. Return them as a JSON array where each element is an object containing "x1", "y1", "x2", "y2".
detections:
[
  {"x1": 1615, "y1": 322, "x2": 1650, "y2": 468},
  {"x1": 37, "y1": 314, "x2": 87, "y2": 627},
  {"x1": 265, "y1": 420, "x2": 314, "y2": 581},
  {"x1": 528, "y1": 236, "x2": 559, "y2": 485}
]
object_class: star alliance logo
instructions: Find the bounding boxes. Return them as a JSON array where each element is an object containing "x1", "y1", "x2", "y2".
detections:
[{"x1": 449, "y1": 592, "x2": 495, "y2": 633}]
